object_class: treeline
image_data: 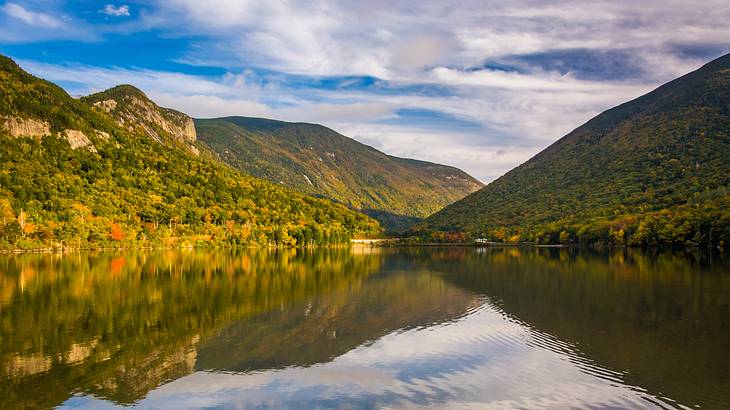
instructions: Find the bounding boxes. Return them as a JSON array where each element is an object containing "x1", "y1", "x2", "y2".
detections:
[
  {"x1": 0, "y1": 133, "x2": 381, "y2": 251},
  {"x1": 412, "y1": 195, "x2": 730, "y2": 250}
]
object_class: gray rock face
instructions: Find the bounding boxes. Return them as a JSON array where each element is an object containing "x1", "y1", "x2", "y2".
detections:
[
  {"x1": 1, "y1": 117, "x2": 98, "y2": 152},
  {"x1": 91, "y1": 90, "x2": 198, "y2": 155},
  {"x1": 63, "y1": 129, "x2": 97, "y2": 152},
  {"x1": 1, "y1": 116, "x2": 51, "y2": 138}
]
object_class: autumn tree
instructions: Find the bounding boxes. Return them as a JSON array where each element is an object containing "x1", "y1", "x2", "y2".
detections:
[{"x1": 110, "y1": 223, "x2": 124, "y2": 241}]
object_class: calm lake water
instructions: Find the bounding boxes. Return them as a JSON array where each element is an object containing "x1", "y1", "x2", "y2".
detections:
[{"x1": 1, "y1": 247, "x2": 729, "y2": 409}]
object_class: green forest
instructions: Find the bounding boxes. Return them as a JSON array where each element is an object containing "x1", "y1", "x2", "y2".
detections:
[{"x1": 0, "y1": 55, "x2": 381, "y2": 250}]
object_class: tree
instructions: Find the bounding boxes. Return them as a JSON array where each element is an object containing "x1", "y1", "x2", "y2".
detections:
[
  {"x1": 0, "y1": 198, "x2": 14, "y2": 226},
  {"x1": 609, "y1": 228, "x2": 625, "y2": 246},
  {"x1": 0, "y1": 221, "x2": 21, "y2": 243},
  {"x1": 17, "y1": 209, "x2": 26, "y2": 237},
  {"x1": 110, "y1": 223, "x2": 124, "y2": 241}
]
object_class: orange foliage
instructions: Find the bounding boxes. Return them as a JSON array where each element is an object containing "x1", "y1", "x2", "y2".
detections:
[{"x1": 110, "y1": 223, "x2": 124, "y2": 241}]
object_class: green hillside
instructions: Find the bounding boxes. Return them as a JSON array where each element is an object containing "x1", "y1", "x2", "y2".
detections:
[
  {"x1": 194, "y1": 116, "x2": 483, "y2": 230},
  {"x1": 0, "y1": 55, "x2": 381, "y2": 250},
  {"x1": 416, "y1": 53, "x2": 730, "y2": 248}
]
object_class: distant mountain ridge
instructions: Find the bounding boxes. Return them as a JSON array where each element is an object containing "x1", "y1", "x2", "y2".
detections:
[
  {"x1": 417, "y1": 53, "x2": 730, "y2": 247},
  {"x1": 195, "y1": 116, "x2": 483, "y2": 230}
]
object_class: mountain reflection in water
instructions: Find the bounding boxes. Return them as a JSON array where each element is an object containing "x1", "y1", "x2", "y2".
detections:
[{"x1": 1, "y1": 247, "x2": 728, "y2": 409}]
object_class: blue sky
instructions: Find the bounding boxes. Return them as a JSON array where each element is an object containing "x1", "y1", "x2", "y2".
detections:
[{"x1": 1, "y1": 1, "x2": 728, "y2": 182}]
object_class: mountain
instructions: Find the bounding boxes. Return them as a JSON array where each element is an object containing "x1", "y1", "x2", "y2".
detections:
[
  {"x1": 0, "y1": 54, "x2": 380, "y2": 250},
  {"x1": 416, "y1": 53, "x2": 730, "y2": 247},
  {"x1": 81, "y1": 85, "x2": 199, "y2": 155},
  {"x1": 194, "y1": 116, "x2": 483, "y2": 231}
]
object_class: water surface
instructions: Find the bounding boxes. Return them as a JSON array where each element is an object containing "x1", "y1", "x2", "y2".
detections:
[{"x1": 1, "y1": 247, "x2": 729, "y2": 409}]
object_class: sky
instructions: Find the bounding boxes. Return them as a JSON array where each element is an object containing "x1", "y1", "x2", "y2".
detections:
[{"x1": 1, "y1": 1, "x2": 728, "y2": 182}]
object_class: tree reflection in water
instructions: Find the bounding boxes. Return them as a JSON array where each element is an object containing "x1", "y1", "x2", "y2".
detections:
[{"x1": 1, "y1": 247, "x2": 728, "y2": 409}]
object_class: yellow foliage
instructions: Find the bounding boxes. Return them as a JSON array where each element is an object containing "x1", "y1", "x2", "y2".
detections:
[
  {"x1": 23, "y1": 222, "x2": 35, "y2": 235},
  {"x1": 0, "y1": 198, "x2": 14, "y2": 225}
]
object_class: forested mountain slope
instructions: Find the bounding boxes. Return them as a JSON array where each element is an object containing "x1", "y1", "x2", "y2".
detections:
[
  {"x1": 416, "y1": 53, "x2": 730, "y2": 247},
  {"x1": 194, "y1": 116, "x2": 483, "y2": 230},
  {"x1": 0, "y1": 55, "x2": 380, "y2": 249}
]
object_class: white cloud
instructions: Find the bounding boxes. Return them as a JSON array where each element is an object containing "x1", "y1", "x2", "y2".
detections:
[
  {"x1": 152, "y1": 94, "x2": 272, "y2": 119},
  {"x1": 338, "y1": 123, "x2": 541, "y2": 182},
  {"x1": 143, "y1": 0, "x2": 730, "y2": 82},
  {"x1": 429, "y1": 67, "x2": 636, "y2": 92},
  {"x1": 17, "y1": 60, "x2": 250, "y2": 102},
  {"x1": 277, "y1": 102, "x2": 394, "y2": 124},
  {"x1": 390, "y1": 35, "x2": 457, "y2": 72},
  {"x1": 1, "y1": 3, "x2": 64, "y2": 28},
  {"x1": 101, "y1": 5, "x2": 130, "y2": 17}
]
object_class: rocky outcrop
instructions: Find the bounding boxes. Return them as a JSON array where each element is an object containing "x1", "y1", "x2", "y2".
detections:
[
  {"x1": 86, "y1": 86, "x2": 198, "y2": 155},
  {"x1": 181, "y1": 115, "x2": 196, "y2": 143},
  {"x1": 1, "y1": 117, "x2": 98, "y2": 152},
  {"x1": 1, "y1": 116, "x2": 51, "y2": 138},
  {"x1": 93, "y1": 99, "x2": 117, "y2": 112},
  {"x1": 63, "y1": 129, "x2": 97, "y2": 152},
  {"x1": 95, "y1": 130, "x2": 111, "y2": 141}
]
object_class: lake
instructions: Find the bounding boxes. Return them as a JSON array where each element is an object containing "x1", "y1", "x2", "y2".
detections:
[{"x1": 1, "y1": 247, "x2": 729, "y2": 409}]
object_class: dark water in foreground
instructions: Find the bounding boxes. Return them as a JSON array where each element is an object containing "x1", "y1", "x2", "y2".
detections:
[{"x1": 1, "y1": 247, "x2": 729, "y2": 409}]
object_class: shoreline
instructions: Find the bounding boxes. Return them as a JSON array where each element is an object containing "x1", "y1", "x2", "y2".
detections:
[
  {"x1": 0, "y1": 241, "x2": 724, "y2": 254},
  {"x1": 0, "y1": 243, "x2": 352, "y2": 254},
  {"x1": 352, "y1": 240, "x2": 725, "y2": 252}
]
